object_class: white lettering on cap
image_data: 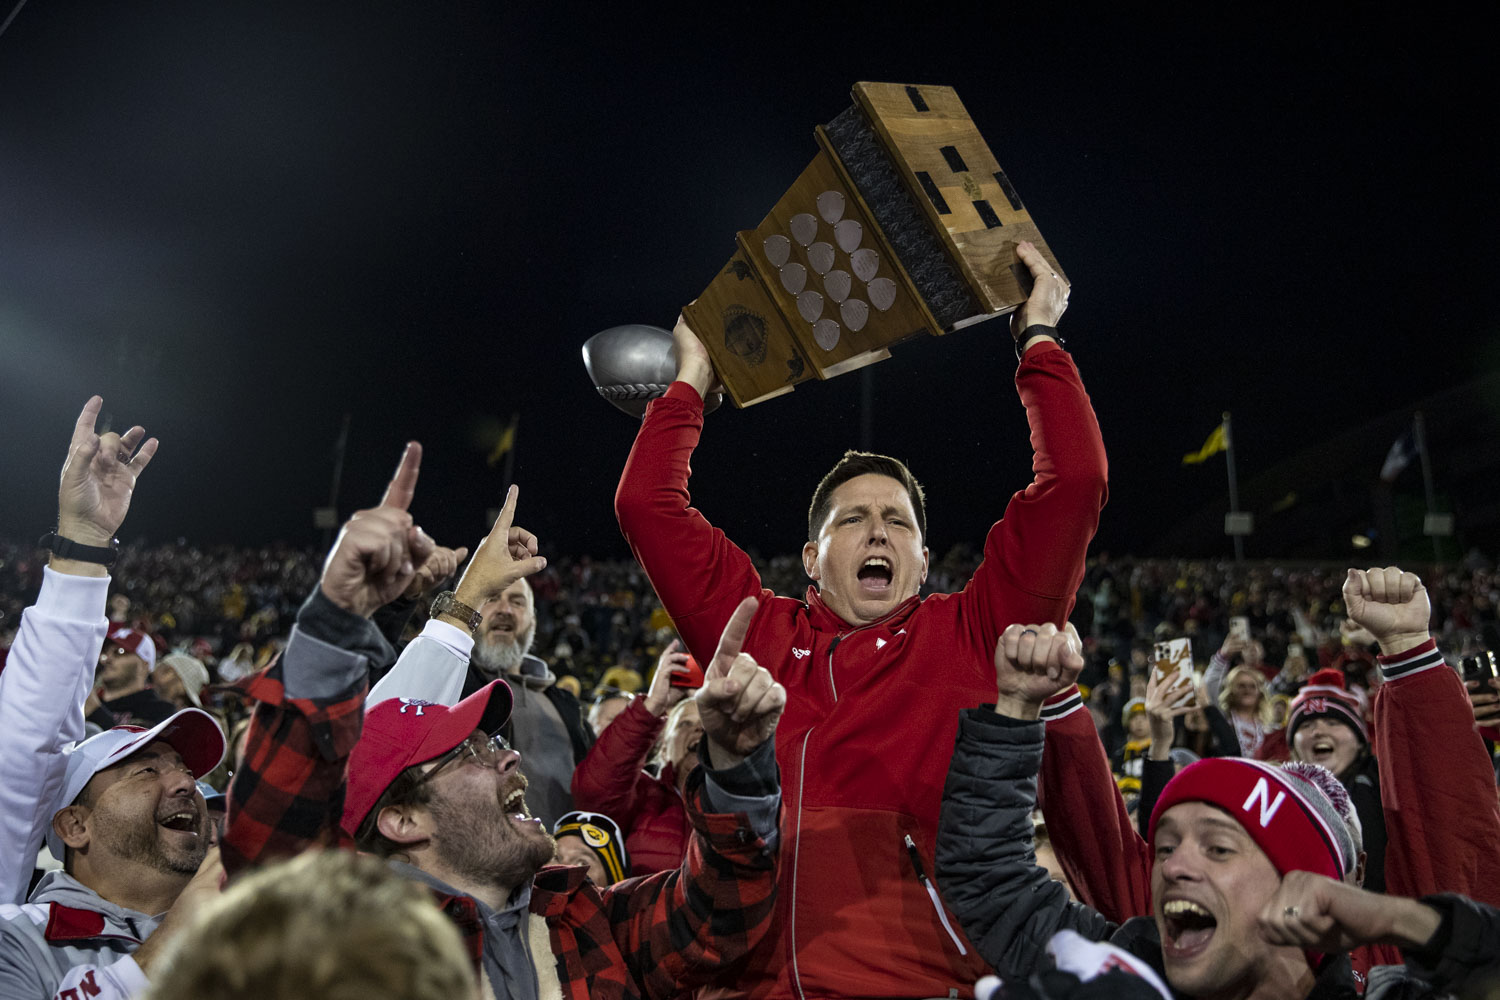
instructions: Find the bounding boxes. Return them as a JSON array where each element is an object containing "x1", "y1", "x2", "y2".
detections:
[
  {"x1": 398, "y1": 699, "x2": 433, "y2": 715},
  {"x1": 1242, "y1": 776, "x2": 1286, "y2": 828}
]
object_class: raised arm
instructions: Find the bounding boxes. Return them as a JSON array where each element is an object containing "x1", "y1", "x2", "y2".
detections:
[
  {"x1": 1345, "y1": 567, "x2": 1500, "y2": 906},
  {"x1": 615, "y1": 317, "x2": 769, "y2": 665},
  {"x1": 223, "y1": 443, "x2": 454, "y2": 874},
  {"x1": 597, "y1": 599, "x2": 785, "y2": 998},
  {"x1": 961, "y1": 245, "x2": 1108, "y2": 647},
  {"x1": 571, "y1": 642, "x2": 687, "y2": 825},
  {"x1": 937, "y1": 623, "x2": 1117, "y2": 980},
  {"x1": 368, "y1": 485, "x2": 546, "y2": 707},
  {"x1": 0, "y1": 397, "x2": 156, "y2": 904}
]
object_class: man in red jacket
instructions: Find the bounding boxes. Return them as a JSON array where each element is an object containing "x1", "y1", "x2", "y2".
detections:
[{"x1": 615, "y1": 242, "x2": 1108, "y2": 1000}]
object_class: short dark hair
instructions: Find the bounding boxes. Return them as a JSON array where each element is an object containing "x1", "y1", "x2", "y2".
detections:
[
  {"x1": 353, "y1": 763, "x2": 433, "y2": 858},
  {"x1": 807, "y1": 451, "x2": 927, "y2": 542}
]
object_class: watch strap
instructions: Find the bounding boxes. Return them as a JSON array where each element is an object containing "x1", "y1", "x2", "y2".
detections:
[
  {"x1": 430, "y1": 591, "x2": 482, "y2": 633},
  {"x1": 39, "y1": 531, "x2": 120, "y2": 567}
]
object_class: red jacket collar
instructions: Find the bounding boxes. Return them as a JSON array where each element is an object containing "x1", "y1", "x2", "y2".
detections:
[
  {"x1": 44, "y1": 904, "x2": 111, "y2": 942},
  {"x1": 804, "y1": 586, "x2": 921, "y2": 635}
]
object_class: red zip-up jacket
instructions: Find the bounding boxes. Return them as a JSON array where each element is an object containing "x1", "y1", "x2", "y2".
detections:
[
  {"x1": 572, "y1": 695, "x2": 693, "y2": 876},
  {"x1": 616, "y1": 341, "x2": 1108, "y2": 1000}
]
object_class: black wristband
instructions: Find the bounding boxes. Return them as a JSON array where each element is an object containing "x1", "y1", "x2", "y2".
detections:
[
  {"x1": 39, "y1": 530, "x2": 120, "y2": 567},
  {"x1": 1015, "y1": 324, "x2": 1064, "y2": 360}
]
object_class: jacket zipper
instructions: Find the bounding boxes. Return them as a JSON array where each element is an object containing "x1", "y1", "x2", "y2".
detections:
[
  {"x1": 904, "y1": 834, "x2": 967, "y2": 956},
  {"x1": 789, "y1": 620, "x2": 902, "y2": 999},
  {"x1": 789, "y1": 729, "x2": 813, "y2": 1000}
]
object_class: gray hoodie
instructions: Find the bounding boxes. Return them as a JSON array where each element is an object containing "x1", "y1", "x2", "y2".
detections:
[{"x1": 0, "y1": 870, "x2": 156, "y2": 999}]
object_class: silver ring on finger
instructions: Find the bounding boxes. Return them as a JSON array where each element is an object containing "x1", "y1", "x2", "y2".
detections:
[
  {"x1": 1283, "y1": 906, "x2": 1299, "y2": 919},
  {"x1": 1021, "y1": 628, "x2": 1038, "y2": 637}
]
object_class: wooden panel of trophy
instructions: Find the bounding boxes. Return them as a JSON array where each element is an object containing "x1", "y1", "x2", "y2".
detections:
[
  {"x1": 851, "y1": 81, "x2": 1065, "y2": 321},
  {"x1": 741, "y1": 147, "x2": 938, "y2": 380},
  {"x1": 682, "y1": 253, "x2": 813, "y2": 409}
]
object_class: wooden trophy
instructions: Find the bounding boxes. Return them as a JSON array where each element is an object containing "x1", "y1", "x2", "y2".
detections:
[{"x1": 683, "y1": 81, "x2": 1065, "y2": 408}]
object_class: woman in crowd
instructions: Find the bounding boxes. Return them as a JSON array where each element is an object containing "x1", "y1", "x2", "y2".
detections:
[{"x1": 570, "y1": 641, "x2": 703, "y2": 875}]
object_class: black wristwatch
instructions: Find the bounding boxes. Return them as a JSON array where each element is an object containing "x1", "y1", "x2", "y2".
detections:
[
  {"x1": 430, "y1": 591, "x2": 482, "y2": 633},
  {"x1": 38, "y1": 530, "x2": 120, "y2": 567},
  {"x1": 1014, "y1": 323, "x2": 1065, "y2": 360}
]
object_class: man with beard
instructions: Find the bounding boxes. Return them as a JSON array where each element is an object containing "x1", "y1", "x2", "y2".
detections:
[
  {"x1": 0, "y1": 713, "x2": 226, "y2": 999},
  {"x1": 345, "y1": 594, "x2": 784, "y2": 1000},
  {"x1": 373, "y1": 576, "x2": 594, "y2": 829}
]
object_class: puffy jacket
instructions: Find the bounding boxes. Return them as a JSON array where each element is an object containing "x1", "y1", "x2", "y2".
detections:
[
  {"x1": 615, "y1": 341, "x2": 1108, "y2": 1000},
  {"x1": 571, "y1": 695, "x2": 691, "y2": 876}
]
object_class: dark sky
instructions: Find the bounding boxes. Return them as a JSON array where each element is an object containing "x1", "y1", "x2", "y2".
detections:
[{"x1": 1, "y1": 6, "x2": 1494, "y2": 563}]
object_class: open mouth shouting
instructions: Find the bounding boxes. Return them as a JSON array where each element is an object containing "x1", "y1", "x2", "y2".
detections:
[
  {"x1": 158, "y1": 807, "x2": 202, "y2": 838},
  {"x1": 856, "y1": 556, "x2": 894, "y2": 596},
  {"x1": 1160, "y1": 897, "x2": 1218, "y2": 961},
  {"x1": 501, "y1": 780, "x2": 542, "y2": 830}
]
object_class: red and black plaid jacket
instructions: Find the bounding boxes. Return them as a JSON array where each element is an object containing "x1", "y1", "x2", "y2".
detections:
[{"x1": 222, "y1": 659, "x2": 778, "y2": 1000}]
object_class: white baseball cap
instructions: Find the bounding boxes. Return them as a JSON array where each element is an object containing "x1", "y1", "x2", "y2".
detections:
[{"x1": 46, "y1": 708, "x2": 226, "y2": 859}]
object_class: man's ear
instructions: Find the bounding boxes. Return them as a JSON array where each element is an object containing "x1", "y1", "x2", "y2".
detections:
[
  {"x1": 52, "y1": 805, "x2": 91, "y2": 852},
  {"x1": 919, "y1": 546, "x2": 929, "y2": 586},
  {"x1": 376, "y1": 803, "x2": 432, "y2": 848},
  {"x1": 801, "y1": 540, "x2": 821, "y2": 583}
]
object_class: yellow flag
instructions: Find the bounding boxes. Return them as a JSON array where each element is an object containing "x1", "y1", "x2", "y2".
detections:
[
  {"x1": 486, "y1": 419, "x2": 517, "y2": 467},
  {"x1": 1182, "y1": 422, "x2": 1228, "y2": 465}
]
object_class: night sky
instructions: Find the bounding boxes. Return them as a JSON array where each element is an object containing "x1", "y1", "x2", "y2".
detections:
[{"x1": 2, "y1": 6, "x2": 1494, "y2": 563}]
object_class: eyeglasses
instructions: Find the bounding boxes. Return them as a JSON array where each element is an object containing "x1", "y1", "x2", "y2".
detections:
[{"x1": 416, "y1": 733, "x2": 511, "y2": 787}]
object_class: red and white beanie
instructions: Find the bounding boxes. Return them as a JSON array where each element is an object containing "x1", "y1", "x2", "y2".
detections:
[
  {"x1": 1148, "y1": 757, "x2": 1355, "y2": 881},
  {"x1": 1287, "y1": 669, "x2": 1368, "y2": 746}
]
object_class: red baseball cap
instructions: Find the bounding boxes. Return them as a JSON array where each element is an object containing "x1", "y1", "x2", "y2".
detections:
[{"x1": 342, "y1": 681, "x2": 513, "y2": 836}]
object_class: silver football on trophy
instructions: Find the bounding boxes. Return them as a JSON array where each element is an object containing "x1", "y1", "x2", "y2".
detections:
[{"x1": 582, "y1": 324, "x2": 723, "y2": 418}]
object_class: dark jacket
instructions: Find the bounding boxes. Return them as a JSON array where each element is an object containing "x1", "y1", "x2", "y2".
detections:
[{"x1": 935, "y1": 706, "x2": 1500, "y2": 999}]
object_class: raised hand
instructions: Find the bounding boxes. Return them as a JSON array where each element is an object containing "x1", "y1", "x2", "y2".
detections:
[
  {"x1": 58, "y1": 396, "x2": 158, "y2": 547},
  {"x1": 1258, "y1": 870, "x2": 1440, "y2": 954},
  {"x1": 1468, "y1": 680, "x2": 1500, "y2": 729},
  {"x1": 320, "y1": 443, "x2": 435, "y2": 618},
  {"x1": 1342, "y1": 567, "x2": 1431, "y2": 655},
  {"x1": 401, "y1": 543, "x2": 471, "y2": 600},
  {"x1": 993, "y1": 622, "x2": 1085, "y2": 720},
  {"x1": 643, "y1": 639, "x2": 692, "y2": 717},
  {"x1": 452, "y1": 484, "x2": 547, "y2": 609},
  {"x1": 1010, "y1": 241, "x2": 1071, "y2": 339},
  {"x1": 1145, "y1": 663, "x2": 1198, "y2": 760},
  {"x1": 671, "y1": 313, "x2": 720, "y2": 399},
  {"x1": 696, "y1": 597, "x2": 784, "y2": 767}
]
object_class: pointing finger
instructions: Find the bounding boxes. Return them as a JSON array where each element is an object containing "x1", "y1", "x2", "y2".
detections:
[
  {"x1": 708, "y1": 597, "x2": 759, "y2": 680},
  {"x1": 380, "y1": 442, "x2": 422, "y2": 511}
]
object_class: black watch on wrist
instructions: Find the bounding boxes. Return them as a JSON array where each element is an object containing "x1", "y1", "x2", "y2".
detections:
[
  {"x1": 1014, "y1": 323, "x2": 1064, "y2": 360},
  {"x1": 39, "y1": 530, "x2": 120, "y2": 567}
]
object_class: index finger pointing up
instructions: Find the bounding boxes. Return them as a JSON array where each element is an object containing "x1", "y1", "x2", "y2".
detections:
[
  {"x1": 379, "y1": 441, "x2": 422, "y2": 511},
  {"x1": 708, "y1": 597, "x2": 759, "y2": 679}
]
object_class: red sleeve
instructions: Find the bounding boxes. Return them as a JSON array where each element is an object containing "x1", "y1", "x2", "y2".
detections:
[
  {"x1": 571, "y1": 695, "x2": 666, "y2": 830},
  {"x1": 1373, "y1": 639, "x2": 1500, "y2": 906},
  {"x1": 958, "y1": 343, "x2": 1108, "y2": 653},
  {"x1": 615, "y1": 382, "x2": 773, "y2": 665},
  {"x1": 1037, "y1": 688, "x2": 1152, "y2": 922}
]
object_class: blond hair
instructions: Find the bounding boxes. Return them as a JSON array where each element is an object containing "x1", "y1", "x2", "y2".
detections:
[
  {"x1": 142, "y1": 850, "x2": 476, "y2": 1000},
  {"x1": 1218, "y1": 665, "x2": 1274, "y2": 727}
]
